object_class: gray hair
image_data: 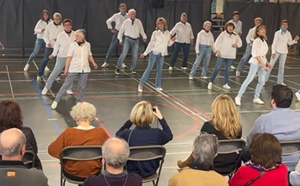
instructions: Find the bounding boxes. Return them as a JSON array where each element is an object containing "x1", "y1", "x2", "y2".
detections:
[
  {"x1": 53, "y1": 12, "x2": 62, "y2": 20},
  {"x1": 193, "y1": 133, "x2": 218, "y2": 169},
  {"x1": 128, "y1": 9, "x2": 136, "y2": 14},
  {"x1": 0, "y1": 128, "x2": 26, "y2": 157},
  {"x1": 75, "y1": 29, "x2": 86, "y2": 37},
  {"x1": 119, "y1": 3, "x2": 127, "y2": 9},
  {"x1": 70, "y1": 102, "x2": 96, "y2": 122},
  {"x1": 102, "y1": 138, "x2": 130, "y2": 169},
  {"x1": 203, "y1": 21, "x2": 212, "y2": 28}
]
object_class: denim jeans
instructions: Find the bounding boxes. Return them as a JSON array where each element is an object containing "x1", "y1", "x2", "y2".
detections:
[
  {"x1": 139, "y1": 52, "x2": 164, "y2": 88},
  {"x1": 105, "y1": 33, "x2": 119, "y2": 63},
  {"x1": 265, "y1": 52, "x2": 287, "y2": 84},
  {"x1": 237, "y1": 44, "x2": 252, "y2": 73},
  {"x1": 38, "y1": 47, "x2": 53, "y2": 76},
  {"x1": 170, "y1": 42, "x2": 190, "y2": 67},
  {"x1": 116, "y1": 37, "x2": 139, "y2": 71},
  {"x1": 190, "y1": 45, "x2": 212, "y2": 77},
  {"x1": 210, "y1": 57, "x2": 234, "y2": 85},
  {"x1": 45, "y1": 57, "x2": 73, "y2": 90},
  {"x1": 27, "y1": 38, "x2": 45, "y2": 65},
  {"x1": 54, "y1": 73, "x2": 88, "y2": 102},
  {"x1": 238, "y1": 63, "x2": 266, "y2": 99}
]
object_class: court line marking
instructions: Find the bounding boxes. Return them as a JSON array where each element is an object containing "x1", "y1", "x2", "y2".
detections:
[{"x1": 6, "y1": 65, "x2": 14, "y2": 98}]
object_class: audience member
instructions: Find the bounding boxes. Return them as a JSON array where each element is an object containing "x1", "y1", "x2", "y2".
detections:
[
  {"x1": 84, "y1": 138, "x2": 142, "y2": 186},
  {"x1": 116, "y1": 101, "x2": 173, "y2": 178},
  {"x1": 48, "y1": 102, "x2": 109, "y2": 181},
  {"x1": 229, "y1": 133, "x2": 288, "y2": 186}
]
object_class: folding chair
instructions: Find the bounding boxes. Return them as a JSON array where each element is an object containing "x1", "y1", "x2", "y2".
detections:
[
  {"x1": 128, "y1": 145, "x2": 166, "y2": 186},
  {"x1": 59, "y1": 145, "x2": 102, "y2": 186},
  {"x1": 280, "y1": 141, "x2": 300, "y2": 156},
  {"x1": 22, "y1": 150, "x2": 37, "y2": 168}
]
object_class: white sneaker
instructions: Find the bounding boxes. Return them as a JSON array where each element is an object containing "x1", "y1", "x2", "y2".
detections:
[
  {"x1": 201, "y1": 76, "x2": 208, "y2": 80},
  {"x1": 189, "y1": 75, "x2": 193, "y2": 80},
  {"x1": 55, "y1": 76, "x2": 61, "y2": 81},
  {"x1": 121, "y1": 63, "x2": 127, "y2": 68},
  {"x1": 41, "y1": 87, "x2": 48, "y2": 95},
  {"x1": 236, "y1": 71, "x2": 240, "y2": 77},
  {"x1": 181, "y1": 67, "x2": 188, "y2": 70},
  {"x1": 207, "y1": 82, "x2": 213, "y2": 90},
  {"x1": 51, "y1": 101, "x2": 58, "y2": 109},
  {"x1": 253, "y1": 98, "x2": 264, "y2": 105},
  {"x1": 66, "y1": 90, "x2": 73, "y2": 95},
  {"x1": 138, "y1": 85, "x2": 143, "y2": 93},
  {"x1": 156, "y1": 87, "x2": 163, "y2": 92},
  {"x1": 223, "y1": 84, "x2": 231, "y2": 90},
  {"x1": 169, "y1": 66, "x2": 173, "y2": 71},
  {"x1": 280, "y1": 83, "x2": 286, "y2": 86},
  {"x1": 295, "y1": 92, "x2": 300, "y2": 101},
  {"x1": 45, "y1": 66, "x2": 50, "y2": 71},
  {"x1": 23, "y1": 64, "x2": 29, "y2": 71},
  {"x1": 101, "y1": 62, "x2": 109, "y2": 68},
  {"x1": 37, "y1": 76, "x2": 42, "y2": 81},
  {"x1": 231, "y1": 65, "x2": 236, "y2": 69},
  {"x1": 130, "y1": 71, "x2": 136, "y2": 74},
  {"x1": 235, "y1": 96, "x2": 241, "y2": 106}
]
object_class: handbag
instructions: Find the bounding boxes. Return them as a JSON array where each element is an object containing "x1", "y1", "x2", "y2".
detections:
[{"x1": 245, "y1": 171, "x2": 266, "y2": 186}]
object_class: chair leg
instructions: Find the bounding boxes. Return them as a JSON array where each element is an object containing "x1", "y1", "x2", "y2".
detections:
[
  {"x1": 152, "y1": 180, "x2": 155, "y2": 186},
  {"x1": 63, "y1": 179, "x2": 66, "y2": 186}
]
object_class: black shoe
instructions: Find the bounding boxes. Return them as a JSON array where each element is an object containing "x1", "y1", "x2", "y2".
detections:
[{"x1": 115, "y1": 69, "x2": 120, "y2": 75}]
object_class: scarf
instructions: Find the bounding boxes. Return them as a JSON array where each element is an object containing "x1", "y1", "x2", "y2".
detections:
[
  {"x1": 131, "y1": 18, "x2": 135, "y2": 25},
  {"x1": 232, "y1": 19, "x2": 238, "y2": 23},
  {"x1": 203, "y1": 29, "x2": 209, "y2": 33},
  {"x1": 280, "y1": 27, "x2": 287, "y2": 35},
  {"x1": 160, "y1": 29, "x2": 165, "y2": 32},
  {"x1": 65, "y1": 30, "x2": 72, "y2": 34},
  {"x1": 226, "y1": 30, "x2": 235, "y2": 35},
  {"x1": 53, "y1": 22, "x2": 61, "y2": 26},
  {"x1": 77, "y1": 40, "x2": 85, "y2": 46},
  {"x1": 121, "y1": 13, "x2": 127, "y2": 17}
]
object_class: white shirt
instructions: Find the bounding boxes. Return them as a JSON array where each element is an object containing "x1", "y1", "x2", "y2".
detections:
[
  {"x1": 143, "y1": 30, "x2": 174, "y2": 56},
  {"x1": 229, "y1": 20, "x2": 243, "y2": 35},
  {"x1": 246, "y1": 26, "x2": 256, "y2": 45},
  {"x1": 170, "y1": 22, "x2": 194, "y2": 43},
  {"x1": 43, "y1": 22, "x2": 64, "y2": 48},
  {"x1": 106, "y1": 12, "x2": 129, "y2": 31},
  {"x1": 249, "y1": 38, "x2": 268, "y2": 65},
  {"x1": 67, "y1": 41, "x2": 93, "y2": 73},
  {"x1": 214, "y1": 31, "x2": 242, "y2": 59},
  {"x1": 272, "y1": 30, "x2": 297, "y2": 54},
  {"x1": 118, "y1": 18, "x2": 147, "y2": 42},
  {"x1": 51, "y1": 31, "x2": 75, "y2": 58},
  {"x1": 195, "y1": 30, "x2": 215, "y2": 54},
  {"x1": 34, "y1": 19, "x2": 52, "y2": 39}
]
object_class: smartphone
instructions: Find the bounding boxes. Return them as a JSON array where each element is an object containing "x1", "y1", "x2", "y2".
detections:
[{"x1": 152, "y1": 107, "x2": 156, "y2": 113}]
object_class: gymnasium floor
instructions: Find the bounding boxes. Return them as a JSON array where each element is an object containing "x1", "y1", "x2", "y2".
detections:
[{"x1": 1, "y1": 50, "x2": 300, "y2": 186}]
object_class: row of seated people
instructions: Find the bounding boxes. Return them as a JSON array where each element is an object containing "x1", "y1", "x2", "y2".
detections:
[{"x1": 0, "y1": 84, "x2": 300, "y2": 185}]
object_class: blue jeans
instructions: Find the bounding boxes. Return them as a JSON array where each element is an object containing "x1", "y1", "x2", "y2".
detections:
[
  {"x1": 265, "y1": 52, "x2": 287, "y2": 84},
  {"x1": 190, "y1": 45, "x2": 212, "y2": 77},
  {"x1": 170, "y1": 42, "x2": 190, "y2": 67},
  {"x1": 105, "y1": 33, "x2": 119, "y2": 63},
  {"x1": 238, "y1": 63, "x2": 266, "y2": 99},
  {"x1": 139, "y1": 52, "x2": 164, "y2": 88},
  {"x1": 27, "y1": 38, "x2": 45, "y2": 65},
  {"x1": 38, "y1": 47, "x2": 53, "y2": 76},
  {"x1": 210, "y1": 57, "x2": 234, "y2": 85},
  {"x1": 237, "y1": 44, "x2": 252, "y2": 73},
  {"x1": 45, "y1": 57, "x2": 73, "y2": 90},
  {"x1": 116, "y1": 37, "x2": 139, "y2": 71}
]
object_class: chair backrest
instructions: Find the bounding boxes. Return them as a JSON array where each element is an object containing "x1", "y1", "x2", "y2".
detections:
[
  {"x1": 128, "y1": 145, "x2": 166, "y2": 162},
  {"x1": 60, "y1": 145, "x2": 102, "y2": 162},
  {"x1": 22, "y1": 150, "x2": 36, "y2": 168},
  {"x1": 217, "y1": 139, "x2": 246, "y2": 154},
  {"x1": 280, "y1": 140, "x2": 300, "y2": 156}
]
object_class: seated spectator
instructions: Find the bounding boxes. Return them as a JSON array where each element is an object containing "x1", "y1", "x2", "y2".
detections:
[
  {"x1": 178, "y1": 94, "x2": 242, "y2": 175},
  {"x1": 246, "y1": 85, "x2": 300, "y2": 170},
  {"x1": 0, "y1": 100, "x2": 42, "y2": 170},
  {"x1": 48, "y1": 102, "x2": 109, "y2": 181},
  {"x1": 0, "y1": 128, "x2": 48, "y2": 186},
  {"x1": 84, "y1": 137, "x2": 142, "y2": 186},
  {"x1": 116, "y1": 101, "x2": 173, "y2": 178},
  {"x1": 229, "y1": 133, "x2": 288, "y2": 186},
  {"x1": 169, "y1": 133, "x2": 228, "y2": 186}
]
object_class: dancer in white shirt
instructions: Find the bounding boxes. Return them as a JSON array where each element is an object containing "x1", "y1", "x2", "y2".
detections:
[
  {"x1": 265, "y1": 20, "x2": 299, "y2": 85},
  {"x1": 41, "y1": 19, "x2": 75, "y2": 96},
  {"x1": 229, "y1": 11, "x2": 242, "y2": 70},
  {"x1": 138, "y1": 17, "x2": 175, "y2": 93},
  {"x1": 189, "y1": 21, "x2": 214, "y2": 80},
  {"x1": 101, "y1": 3, "x2": 128, "y2": 68},
  {"x1": 169, "y1": 13, "x2": 194, "y2": 70},
  {"x1": 235, "y1": 25, "x2": 272, "y2": 106}
]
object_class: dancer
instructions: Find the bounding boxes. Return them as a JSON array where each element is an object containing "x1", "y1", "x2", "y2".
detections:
[
  {"x1": 51, "y1": 29, "x2": 98, "y2": 109},
  {"x1": 37, "y1": 12, "x2": 63, "y2": 81},
  {"x1": 101, "y1": 3, "x2": 128, "y2": 68},
  {"x1": 189, "y1": 21, "x2": 214, "y2": 80},
  {"x1": 24, "y1": 10, "x2": 51, "y2": 72},
  {"x1": 208, "y1": 22, "x2": 242, "y2": 90},
  {"x1": 229, "y1": 11, "x2": 242, "y2": 70},
  {"x1": 115, "y1": 9, "x2": 147, "y2": 75},
  {"x1": 138, "y1": 17, "x2": 175, "y2": 93},
  {"x1": 296, "y1": 91, "x2": 300, "y2": 102},
  {"x1": 169, "y1": 13, "x2": 194, "y2": 71},
  {"x1": 235, "y1": 25, "x2": 272, "y2": 106},
  {"x1": 236, "y1": 17, "x2": 263, "y2": 77},
  {"x1": 41, "y1": 19, "x2": 75, "y2": 95},
  {"x1": 265, "y1": 20, "x2": 299, "y2": 85}
]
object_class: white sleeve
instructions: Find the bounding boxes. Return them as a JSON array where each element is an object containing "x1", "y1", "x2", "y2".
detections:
[
  {"x1": 271, "y1": 32, "x2": 279, "y2": 54},
  {"x1": 34, "y1": 20, "x2": 43, "y2": 34},
  {"x1": 214, "y1": 32, "x2": 224, "y2": 52},
  {"x1": 245, "y1": 29, "x2": 252, "y2": 44},
  {"x1": 117, "y1": 21, "x2": 126, "y2": 42},
  {"x1": 236, "y1": 34, "x2": 243, "y2": 48},
  {"x1": 51, "y1": 34, "x2": 61, "y2": 56},
  {"x1": 143, "y1": 31, "x2": 155, "y2": 56},
  {"x1": 67, "y1": 44, "x2": 74, "y2": 57},
  {"x1": 189, "y1": 24, "x2": 194, "y2": 40},
  {"x1": 210, "y1": 33, "x2": 215, "y2": 52},
  {"x1": 106, "y1": 14, "x2": 116, "y2": 30},
  {"x1": 170, "y1": 24, "x2": 178, "y2": 36},
  {"x1": 251, "y1": 39, "x2": 262, "y2": 57},
  {"x1": 239, "y1": 21, "x2": 243, "y2": 34},
  {"x1": 139, "y1": 20, "x2": 147, "y2": 39},
  {"x1": 195, "y1": 32, "x2": 201, "y2": 54},
  {"x1": 88, "y1": 43, "x2": 92, "y2": 56},
  {"x1": 287, "y1": 32, "x2": 297, "y2": 46},
  {"x1": 43, "y1": 24, "x2": 51, "y2": 45}
]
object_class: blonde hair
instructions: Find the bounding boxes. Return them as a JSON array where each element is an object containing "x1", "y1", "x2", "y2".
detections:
[
  {"x1": 211, "y1": 94, "x2": 242, "y2": 139},
  {"x1": 130, "y1": 101, "x2": 154, "y2": 127},
  {"x1": 70, "y1": 102, "x2": 96, "y2": 122},
  {"x1": 156, "y1": 17, "x2": 168, "y2": 30}
]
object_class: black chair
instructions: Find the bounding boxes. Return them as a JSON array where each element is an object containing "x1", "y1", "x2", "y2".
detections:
[
  {"x1": 0, "y1": 150, "x2": 36, "y2": 168},
  {"x1": 128, "y1": 145, "x2": 166, "y2": 186},
  {"x1": 280, "y1": 140, "x2": 300, "y2": 156},
  {"x1": 59, "y1": 145, "x2": 102, "y2": 186}
]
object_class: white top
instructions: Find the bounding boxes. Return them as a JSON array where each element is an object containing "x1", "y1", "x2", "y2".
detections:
[
  {"x1": 249, "y1": 38, "x2": 268, "y2": 65},
  {"x1": 43, "y1": 22, "x2": 64, "y2": 48},
  {"x1": 51, "y1": 31, "x2": 76, "y2": 58},
  {"x1": 67, "y1": 41, "x2": 93, "y2": 73},
  {"x1": 34, "y1": 19, "x2": 52, "y2": 39},
  {"x1": 195, "y1": 30, "x2": 215, "y2": 54},
  {"x1": 106, "y1": 12, "x2": 129, "y2": 31},
  {"x1": 170, "y1": 22, "x2": 194, "y2": 43},
  {"x1": 118, "y1": 18, "x2": 147, "y2": 42},
  {"x1": 214, "y1": 31, "x2": 242, "y2": 59},
  {"x1": 271, "y1": 30, "x2": 297, "y2": 54},
  {"x1": 246, "y1": 26, "x2": 256, "y2": 45},
  {"x1": 229, "y1": 20, "x2": 243, "y2": 35},
  {"x1": 143, "y1": 30, "x2": 174, "y2": 56}
]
